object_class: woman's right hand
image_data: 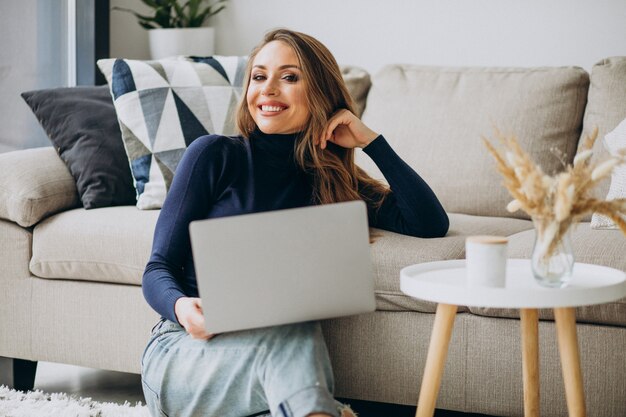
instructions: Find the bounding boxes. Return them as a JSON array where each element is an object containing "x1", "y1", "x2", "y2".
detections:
[{"x1": 174, "y1": 297, "x2": 216, "y2": 340}]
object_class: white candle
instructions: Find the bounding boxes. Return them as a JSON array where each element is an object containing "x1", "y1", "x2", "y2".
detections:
[{"x1": 466, "y1": 236, "x2": 508, "y2": 288}]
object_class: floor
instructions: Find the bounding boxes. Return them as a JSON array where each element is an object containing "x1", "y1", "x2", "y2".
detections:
[
  {"x1": 33, "y1": 361, "x2": 145, "y2": 405},
  {"x1": 32, "y1": 361, "x2": 495, "y2": 417}
]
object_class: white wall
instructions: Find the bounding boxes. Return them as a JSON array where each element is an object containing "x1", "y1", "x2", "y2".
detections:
[
  {"x1": 110, "y1": 0, "x2": 151, "y2": 60},
  {"x1": 111, "y1": 0, "x2": 626, "y2": 74}
]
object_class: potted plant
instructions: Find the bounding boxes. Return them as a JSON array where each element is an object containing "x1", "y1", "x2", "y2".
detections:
[{"x1": 114, "y1": 0, "x2": 228, "y2": 59}]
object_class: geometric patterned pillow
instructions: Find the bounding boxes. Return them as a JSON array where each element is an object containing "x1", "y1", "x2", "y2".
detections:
[
  {"x1": 591, "y1": 117, "x2": 626, "y2": 229},
  {"x1": 97, "y1": 56, "x2": 246, "y2": 209}
]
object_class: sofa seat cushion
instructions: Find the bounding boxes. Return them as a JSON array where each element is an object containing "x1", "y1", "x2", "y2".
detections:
[
  {"x1": 447, "y1": 213, "x2": 533, "y2": 237},
  {"x1": 358, "y1": 64, "x2": 589, "y2": 219},
  {"x1": 468, "y1": 223, "x2": 626, "y2": 327},
  {"x1": 31, "y1": 206, "x2": 158, "y2": 285},
  {"x1": 29, "y1": 208, "x2": 534, "y2": 313},
  {"x1": 373, "y1": 214, "x2": 532, "y2": 312}
]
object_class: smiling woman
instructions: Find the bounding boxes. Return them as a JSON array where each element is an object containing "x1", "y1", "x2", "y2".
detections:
[
  {"x1": 237, "y1": 29, "x2": 389, "y2": 208},
  {"x1": 246, "y1": 41, "x2": 309, "y2": 134},
  {"x1": 140, "y1": 28, "x2": 449, "y2": 417}
]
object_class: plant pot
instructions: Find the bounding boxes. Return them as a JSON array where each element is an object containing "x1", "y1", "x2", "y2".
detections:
[{"x1": 148, "y1": 27, "x2": 215, "y2": 59}]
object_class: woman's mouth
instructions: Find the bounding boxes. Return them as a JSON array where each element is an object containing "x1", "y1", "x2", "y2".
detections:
[
  {"x1": 260, "y1": 105, "x2": 286, "y2": 112},
  {"x1": 257, "y1": 101, "x2": 289, "y2": 115}
]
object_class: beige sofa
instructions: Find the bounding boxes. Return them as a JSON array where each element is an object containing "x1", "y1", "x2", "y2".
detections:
[{"x1": 1, "y1": 57, "x2": 625, "y2": 417}]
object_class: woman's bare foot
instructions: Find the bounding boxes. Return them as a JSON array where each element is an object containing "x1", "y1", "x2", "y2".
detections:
[{"x1": 339, "y1": 405, "x2": 358, "y2": 417}]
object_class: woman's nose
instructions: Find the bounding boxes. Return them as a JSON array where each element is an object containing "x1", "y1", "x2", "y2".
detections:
[{"x1": 261, "y1": 79, "x2": 278, "y2": 96}]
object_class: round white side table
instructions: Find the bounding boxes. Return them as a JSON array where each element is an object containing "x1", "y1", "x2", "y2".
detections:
[{"x1": 400, "y1": 259, "x2": 626, "y2": 417}]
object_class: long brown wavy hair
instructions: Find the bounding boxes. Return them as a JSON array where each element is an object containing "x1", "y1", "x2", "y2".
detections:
[{"x1": 236, "y1": 28, "x2": 389, "y2": 210}]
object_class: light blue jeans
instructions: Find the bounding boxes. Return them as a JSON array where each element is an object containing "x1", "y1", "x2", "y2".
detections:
[{"x1": 141, "y1": 319, "x2": 340, "y2": 417}]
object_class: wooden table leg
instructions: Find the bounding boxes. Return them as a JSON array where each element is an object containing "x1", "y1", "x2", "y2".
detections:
[
  {"x1": 520, "y1": 308, "x2": 540, "y2": 417},
  {"x1": 554, "y1": 307, "x2": 586, "y2": 417},
  {"x1": 415, "y1": 303, "x2": 458, "y2": 417}
]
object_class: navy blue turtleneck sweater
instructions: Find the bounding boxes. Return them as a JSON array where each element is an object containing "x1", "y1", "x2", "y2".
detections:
[{"x1": 143, "y1": 130, "x2": 448, "y2": 323}]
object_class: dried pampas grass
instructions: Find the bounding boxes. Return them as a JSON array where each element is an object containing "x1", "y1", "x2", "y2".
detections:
[{"x1": 483, "y1": 127, "x2": 626, "y2": 258}]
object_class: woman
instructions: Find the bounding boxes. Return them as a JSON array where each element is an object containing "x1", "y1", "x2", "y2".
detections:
[{"x1": 141, "y1": 28, "x2": 448, "y2": 417}]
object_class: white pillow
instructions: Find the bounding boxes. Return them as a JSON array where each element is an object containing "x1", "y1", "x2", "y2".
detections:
[
  {"x1": 97, "y1": 56, "x2": 246, "y2": 209},
  {"x1": 591, "y1": 117, "x2": 626, "y2": 229}
]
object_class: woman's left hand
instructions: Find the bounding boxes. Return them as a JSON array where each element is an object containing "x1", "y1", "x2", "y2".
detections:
[{"x1": 319, "y1": 109, "x2": 379, "y2": 150}]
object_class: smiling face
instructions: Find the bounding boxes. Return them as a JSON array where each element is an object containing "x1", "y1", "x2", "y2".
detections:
[{"x1": 246, "y1": 40, "x2": 310, "y2": 135}]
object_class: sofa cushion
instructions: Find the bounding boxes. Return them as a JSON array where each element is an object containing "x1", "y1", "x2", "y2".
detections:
[
  {"x1": 580, "y1": 57, "x2": 626, "y2": 203},
  {"x1": 446, "y1": 212, "x2": 532, "y2": 237},
  {"x1": 98, "y1": 56, "x2": 247, "y2": 210},
  {"x1": 30, "y1": 206, "x2": 158, "y2": 285},
  {"x1": 341, "y1": 65, "x2": 371, "y2": 117},
  {"x1": 0, "y1": 147, "x2": 80, "y2": 227},
  {"x1": 591, "y1": 117, "x2": 626, "y2": 229},
  {"x1": 358, "y1": 64, "x2": 589, "y2": 219},
  {"x1": 468, "y1": 224, "x2": 626, "y2": 327},
  {"x1": 21, "y1": 86, "x2": 136, "y2": 209},
  {"x1": 373, "y1": 214, "x2": 533, "y2": 312},
  {"x1": 29, "y1": 209, "x2": 532, "y2": 312},
  {"x1": 371, "y1": 229, "x2": 465, "y2": 312}
]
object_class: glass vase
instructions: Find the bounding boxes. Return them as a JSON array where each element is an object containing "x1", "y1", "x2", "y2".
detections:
[{"x1": 531, "y1": 227, "x2": 574, "y2": 288}]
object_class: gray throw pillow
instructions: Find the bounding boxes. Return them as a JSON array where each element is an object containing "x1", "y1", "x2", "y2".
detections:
[{"x1": 21, "y1": 86, "x2": 136, "y2": 209}]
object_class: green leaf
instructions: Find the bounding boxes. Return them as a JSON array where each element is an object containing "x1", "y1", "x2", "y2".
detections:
[
  {"x1": 172, "y1": 2, "x2": 186, "y2": 26},
  {"x1": 154, "y1": 5, "x2": 173, "y2": 27},
  {"x1": 139, "y1": 21, "x2": 159, "y2": 29},
  {"x1": 208, "y1": 3, "x2": 226, "y2": 17},
  {"x1": 187, "y1": 0, "x2": 200, "y2": 20},
  {"x1": 115, "y1": 0, "x2": 228, "y2": 29},
  {"x1": 112, "y1": 7, "x2": 163, "y2": 25},
  {"x1": 139, "y1": 0, "x2": 162, "y2": 8},
  {"x1": 192, "y1": 2, "x2": 226, "y2": 26}
]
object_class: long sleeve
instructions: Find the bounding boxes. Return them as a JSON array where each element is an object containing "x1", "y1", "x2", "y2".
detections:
[
  {"x1": 361, "y1": 135, "x2": 449, "y2": 238},
  {"x1": 142, "y1": 135, "x2": 242, "y2": 323}
]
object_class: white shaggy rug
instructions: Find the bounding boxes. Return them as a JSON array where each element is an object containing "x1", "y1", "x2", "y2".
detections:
[{"x1": 0, "y1": 385, "x2": 150, "y2": 417}]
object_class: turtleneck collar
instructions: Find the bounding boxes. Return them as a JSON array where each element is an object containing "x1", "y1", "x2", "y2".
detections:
[
  {"x1": 248, "y1": 129, "x2": 304, "y2": 174},
  {"x1": 249, "y1": 128, "x2": 300, "y2": 156}
]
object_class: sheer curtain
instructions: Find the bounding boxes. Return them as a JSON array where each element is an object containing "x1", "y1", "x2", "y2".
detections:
[{"x1": 0, "y1": 0, "x2": 105, "y2": 153}]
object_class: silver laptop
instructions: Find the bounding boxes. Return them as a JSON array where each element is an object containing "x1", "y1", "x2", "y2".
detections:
[{"x1": 188, "y1": 200, "x2": 376, "y2": 334}]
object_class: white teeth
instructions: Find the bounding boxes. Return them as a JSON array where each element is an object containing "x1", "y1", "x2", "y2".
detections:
[{"x1": 261, "y1": 105, "x2": 285, "y2": 112}]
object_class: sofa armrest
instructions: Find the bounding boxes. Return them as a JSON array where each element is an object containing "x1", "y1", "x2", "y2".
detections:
[{"x1": 0, "y1": 147, "x2": 80, "y2": 227}]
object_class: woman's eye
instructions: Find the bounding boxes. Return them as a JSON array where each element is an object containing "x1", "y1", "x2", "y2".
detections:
[
  {"x1": 282, "y1": 74, "x2": 298, "y2": 82},
  {"x1": 251, "y1": 74, "x2": 266, "y2": 81}
]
